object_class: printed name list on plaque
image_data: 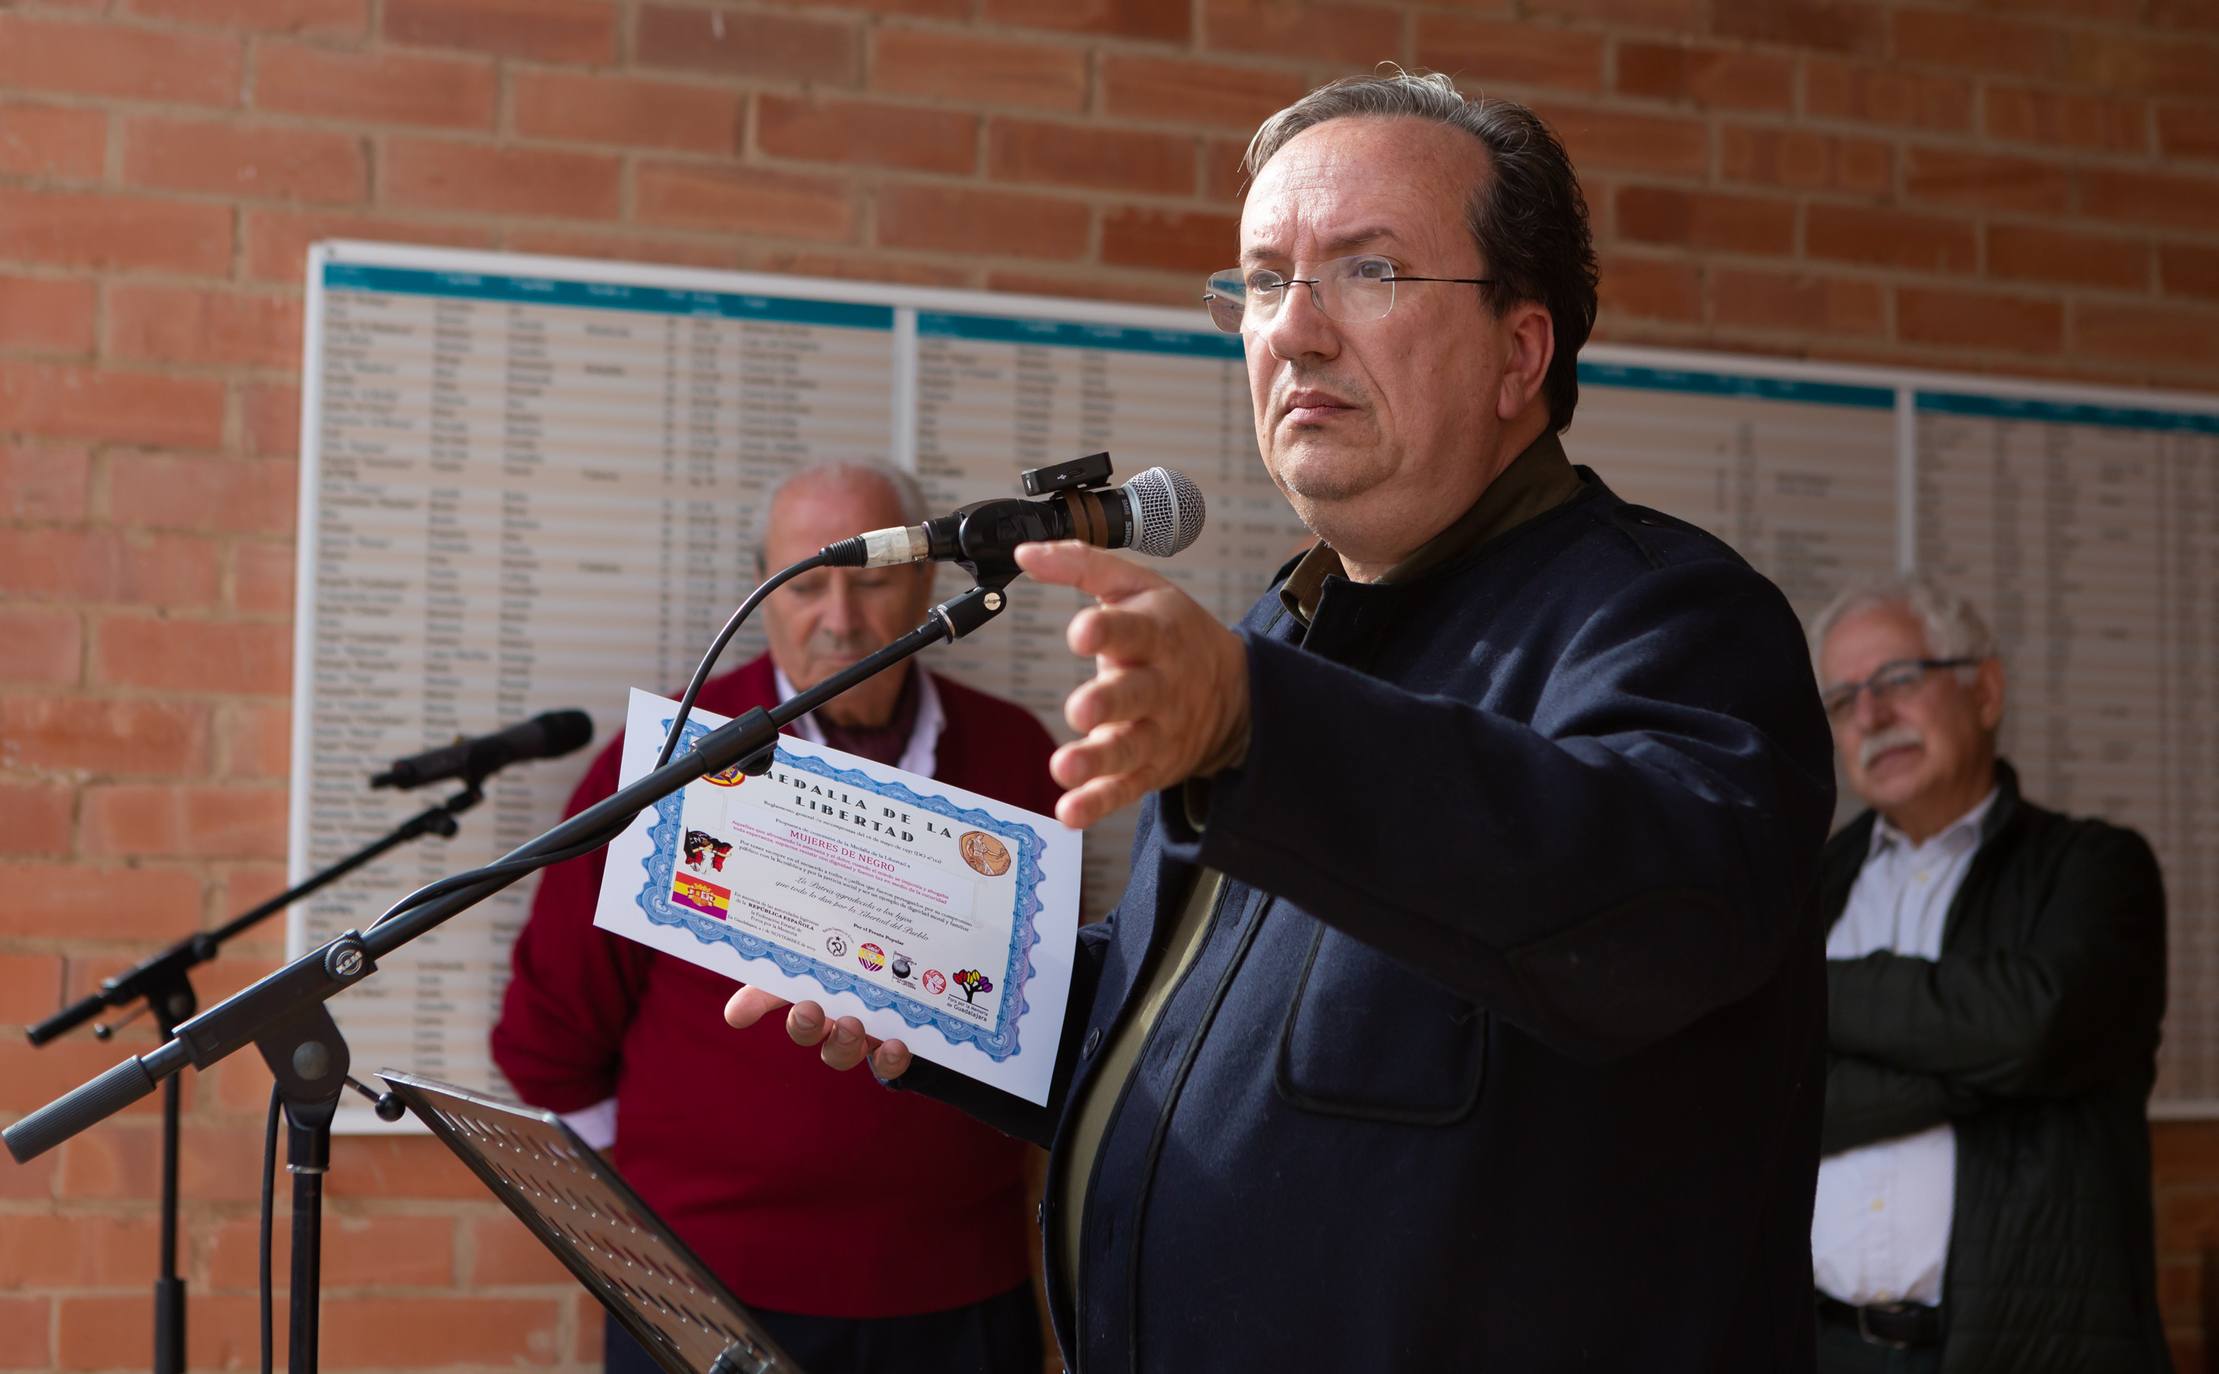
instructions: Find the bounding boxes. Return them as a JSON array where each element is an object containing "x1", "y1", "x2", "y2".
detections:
[{"x1": 594, "y1": 690, "x2": 1081, "y2": 1105}]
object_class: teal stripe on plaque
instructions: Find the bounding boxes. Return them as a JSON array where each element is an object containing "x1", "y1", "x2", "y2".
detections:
[
  {"x1": 321, "y1": 263, "x2": 895, "y2": 331},
  {"x1": 1916, "y1": 389, "x2": 2219, "y2": 435},
  {"x1": 916, "y1": 311, "x2": 1243, "y2": 360},
  {"x1": 1578, "y1": 360, "x2": 1896, "y2": 410}
]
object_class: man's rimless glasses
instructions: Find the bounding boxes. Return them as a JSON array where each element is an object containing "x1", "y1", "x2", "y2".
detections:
[{"x1": 1204, "y1": 254, "x2": 1493, "y2": 333}]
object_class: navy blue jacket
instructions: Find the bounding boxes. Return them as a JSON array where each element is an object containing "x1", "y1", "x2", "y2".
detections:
[{"x1": 910, "y1": 472, "x2": 1838, "y2": 1371}]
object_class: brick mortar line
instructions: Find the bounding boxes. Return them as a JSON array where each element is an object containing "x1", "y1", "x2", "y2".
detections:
[
  {"x1": 12, "y1": 90, "x2": 2216, "y2": 179},
  {"x1": 1734, "y1": 118, "x2": 2182, "y2": 170},
  {"x1": 747, "y1": 162, "x2": 1232, "y2": 213},
  {"x1": 0, "y1": 352, "x2": 302, "y2": 381},
  {"x1": 0, "y1": 4, "x2": 2203, "y2": 67}
]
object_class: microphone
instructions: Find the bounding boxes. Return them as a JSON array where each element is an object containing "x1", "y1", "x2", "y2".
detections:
[
  {"x1": 369, "y1": 710, "x2": 594, "y2": 790},
  {"x1": 823, "y1": 466, "x2": 1205, "y2": 570}
]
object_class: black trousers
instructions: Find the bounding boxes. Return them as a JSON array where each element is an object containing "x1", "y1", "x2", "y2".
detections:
[
  {"x1": 1815, "y1": 1313, "x2": 1944, "y2": 1374},
  {"x1": 603, "y1": 1283, "x2": 1043, "y2": 1374}
]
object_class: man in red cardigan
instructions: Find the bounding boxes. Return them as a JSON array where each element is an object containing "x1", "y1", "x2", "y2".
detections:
[{"x1": 492, "y1": 460, "x2": 1061, "y2": 1374}]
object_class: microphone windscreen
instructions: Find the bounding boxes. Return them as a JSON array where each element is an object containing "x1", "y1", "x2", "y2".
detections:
[
  {"x1": 533, "y1": 709, "x2": 596, "y2": 760},
  {"x1": 1125, "y1": 467, "x2": 1205, "y2": 557}
]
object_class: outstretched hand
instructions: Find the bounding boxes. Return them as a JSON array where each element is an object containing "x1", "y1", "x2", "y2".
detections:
[
  {"x1": 1014, "y1": 541, "x2": 1251, "y2": 830},
  {"x1": 718, "y1": 545, "x2": 1244, "y2": 1066},
  {"x1": 725, "y1": 985, "x2": 913, "y2": 1079}
]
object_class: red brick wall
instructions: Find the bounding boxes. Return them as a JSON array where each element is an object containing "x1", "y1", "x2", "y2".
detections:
[{"x1": 3, "y1": 1, "x2": 2217, "y2": 1369}]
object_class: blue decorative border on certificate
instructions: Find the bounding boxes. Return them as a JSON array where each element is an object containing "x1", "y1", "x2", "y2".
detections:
[{"x1": 636, "y1": 720, "x2": 1044, "y2": 1062}]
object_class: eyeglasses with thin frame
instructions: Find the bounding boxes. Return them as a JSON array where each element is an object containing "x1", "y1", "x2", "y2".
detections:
[
  {"x1": 1821, "y1": 657, "x2": 1980, "y2": 723},
  {"x1": 1202, "y1": 254, "x2": 1494, "y2": 334}
]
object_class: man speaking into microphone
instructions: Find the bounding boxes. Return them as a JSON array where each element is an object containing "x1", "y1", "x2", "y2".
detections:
[{"x1": 735, "y1": 71, "x2": 1839, "y2": 1373}]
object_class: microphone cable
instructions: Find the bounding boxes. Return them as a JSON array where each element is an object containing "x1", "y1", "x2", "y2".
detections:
[
  {"x1": 650, "y1": 551, "x2": 832, "y2": 771},
  {"x1": 363, "y1": 552, "x2": 835, "y2": 932}
]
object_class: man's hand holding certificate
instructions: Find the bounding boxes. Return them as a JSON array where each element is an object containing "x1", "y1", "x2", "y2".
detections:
[{"x1": 592, "y1": 689, "x2": 1081, "y2": 1105}]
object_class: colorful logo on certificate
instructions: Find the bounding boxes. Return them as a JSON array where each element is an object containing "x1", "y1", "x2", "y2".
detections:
[
  {"x1": 921, "y1": 969, "x2": 947, "y2": 996},
  {"x1": 682, "y1": 829, "x2": 731, "y2": 873},
  {"x1": 958, "y1": 830, "x2": 1011, "y2": 877},
  {"x1": 702, "y1": 763, "x2": 749, "y2": 788},
  {"x1": 671, "y1": 872, "x2": 730, "y2": 919},
  {"x1": 857, "y1": 942, "x2": 886, "y2": 974}
]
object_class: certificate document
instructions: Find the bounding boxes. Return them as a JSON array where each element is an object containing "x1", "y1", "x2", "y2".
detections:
[{"x1": 592, "y1": 689, "x2": 1080, "y2": 1105}]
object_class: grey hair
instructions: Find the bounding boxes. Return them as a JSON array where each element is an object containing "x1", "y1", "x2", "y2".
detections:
[
  {"x1": 1241, "y1": 69, "x2": 1599, "y2": 432},
  {"x1": 1807, "y1": 573, "x2": 1999, "y2": 672},
  {"x1": 751, "y1": 458, "x2": 928, "y2": 570}
]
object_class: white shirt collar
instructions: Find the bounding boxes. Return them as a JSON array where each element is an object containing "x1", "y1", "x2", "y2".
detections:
[
  {"x1": 1869, "y1": 783, "x2": 2001, "y2": 862},
  {"x1": 771, "y1": 662, "x2": 945, "y2": 780}
]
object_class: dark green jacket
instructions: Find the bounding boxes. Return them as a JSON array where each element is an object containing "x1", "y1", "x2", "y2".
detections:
[{"x1": 1821, "y1": 761, "x2": 2170, "y2": 1373}]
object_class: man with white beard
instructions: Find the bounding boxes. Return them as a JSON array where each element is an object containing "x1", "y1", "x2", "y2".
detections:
[{"x1": 1807, "y1": 574, "x2": 2169, "y2": 1373}]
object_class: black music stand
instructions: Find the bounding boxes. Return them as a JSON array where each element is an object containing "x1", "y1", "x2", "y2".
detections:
[{"x1": 377, "y1": 1072, "x2": 803, "y2": 1374}]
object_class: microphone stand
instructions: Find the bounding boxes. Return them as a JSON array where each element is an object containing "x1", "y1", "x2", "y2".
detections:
[
  {"x1": 5, "y1": 578, "x2": 1011, "y2": 1374},
  {"x1": 24, "y1": 782, "x2": 488, "y2": 1374}
]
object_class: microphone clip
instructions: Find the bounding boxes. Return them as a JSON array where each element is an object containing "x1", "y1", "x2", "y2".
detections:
[
  {"x1": 950, "y1": 453, "x2": 1118, "y2": 585},
  {"x1": 1019, "y1": 451, "x2": 1113, "y2": 496}
]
